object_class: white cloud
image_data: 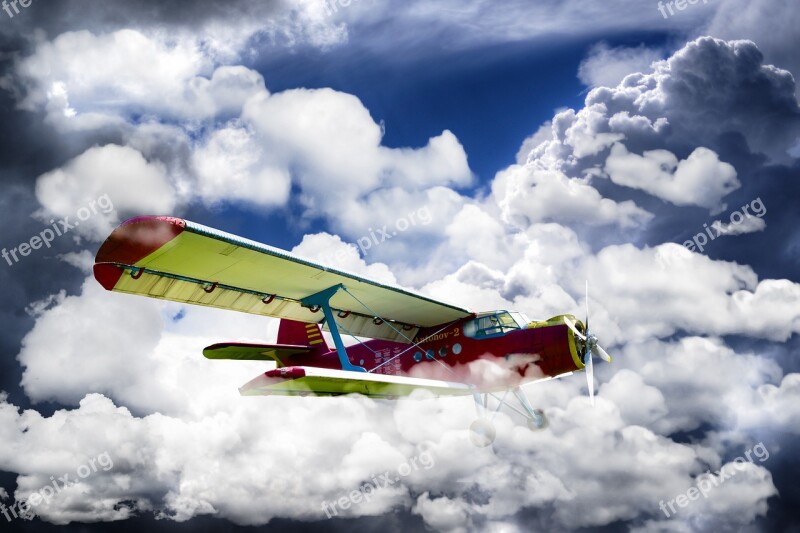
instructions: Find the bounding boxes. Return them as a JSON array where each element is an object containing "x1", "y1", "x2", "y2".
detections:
[
  {"x1": 578, "y1": 43, "x2": 664, "y2": 89},
  {"x1": 34, "y1": 144, "x2": 176, "y2": 241},
  {"x1": 191, "y1": 124, "x2": 291, "y2": 207},
  {"x1": 493, "y1": 164, "x2": 653, "y2": 229},
  {"x1": 242, "y1": 88, "x2": 472, "y2": 199},
  {"x1": 516, "y1": 122, "x2": 552, "y2": 165},
  {"x1": 19, "y1": 30, "x2": 210, "y2": 121},
  {"x1": 16, "y1": 274, "x2": 280, "y2": 416},
  {"x1": 604, "y1": 144, "x2": 740, "y2": 211},
  {"x1": 583, "y1": 244, "x2": 800, "y2": 343},
  {"x1": 291, "y1": 232, "x2": 399, "y2": 285},
  {"x1": 613, "y1": 337, "x2": 783, "y2": 435},
  {"x1": 737, "y1": 373, "x2": 800, "y2": 435},
  {"x1": 15, "y1": 28, "x2": 474, "y2": 244},
  {"x1": 711, "y1": 215, "x2": 766, "y2": 236},
  {"x1": 525, "y1": 37, "x2": 800, "y2": 177},
  {"x1": 240, "y1": 87, "x2": 472, "y2": 237},
  {"x1": 413, "y1": 493, "x2": 471, "y2": 533},
  {"x1": 4, "y1": 25, "x2": 800, "y2": 533}
]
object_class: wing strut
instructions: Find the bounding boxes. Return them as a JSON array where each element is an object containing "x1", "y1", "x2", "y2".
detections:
[{"x1": 301, "y1": 284, "x2": 365, "y2": 372}]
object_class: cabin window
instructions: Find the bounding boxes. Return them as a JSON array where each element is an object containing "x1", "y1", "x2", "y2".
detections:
[
  {"x1": 463, "y1": 312, "x2": 521, "y2": 339},
  {"x1": 509, "y1": 312, "x2": 530, "y2": 328},
  {"x1": 452, "y1": 343, "x2": 462, "y2": 355}
]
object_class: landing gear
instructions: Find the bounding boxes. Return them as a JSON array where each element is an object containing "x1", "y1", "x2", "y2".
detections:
[
  {"x1": 512, "y1": 388, "x2": 548, "y2": 430},
  {"x1": 525, "y1": 409, "x2": 548, "y2": 430},
  {"x1": 469, "y1": 387, "x2": 548, "y2": 446}
]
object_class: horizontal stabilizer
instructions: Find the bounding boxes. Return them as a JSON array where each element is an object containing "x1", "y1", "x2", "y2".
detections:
[
  {"x1": 203, "y1": 342, "x2": 311, "y2": 364},
  {"x1": 239, "y1": 366, "x2": 473, "y2": 399}
]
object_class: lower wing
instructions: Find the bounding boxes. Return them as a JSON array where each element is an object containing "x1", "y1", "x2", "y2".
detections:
[{"x1": 239, "y1": 367, "x2": 474, "y2": 399}]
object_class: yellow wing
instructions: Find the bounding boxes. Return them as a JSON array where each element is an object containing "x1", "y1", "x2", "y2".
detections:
[
  {"x1": 239, "y1": 366, "x2": 474, "y2": 398},
  {"x1": 94, "y1": 216, "x2": 472, "y2": 342}
]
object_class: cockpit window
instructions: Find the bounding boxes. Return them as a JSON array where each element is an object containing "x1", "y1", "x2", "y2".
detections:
[
  {"x1": 509, "y1": 312, "x2": 530, "y2": 328},
  {"x1": 463, "y1": 311, "x2": 521, "y2": 339}
]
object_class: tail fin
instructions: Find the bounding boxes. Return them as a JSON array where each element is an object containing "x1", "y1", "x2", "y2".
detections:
[{"x1": 278, "y1": 320, "x2": 329, "y2": 354}]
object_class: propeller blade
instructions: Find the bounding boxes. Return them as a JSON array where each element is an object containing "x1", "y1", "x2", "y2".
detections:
[
  {"x1": 592, "y1": 344, "x2": 612, "y2": 363},
  {"x1": 584, "y1": 350, "x2": 595, "y2": 406},
  {"x1": 563, "y1": 316, "x2": 586, "y2": 340}
]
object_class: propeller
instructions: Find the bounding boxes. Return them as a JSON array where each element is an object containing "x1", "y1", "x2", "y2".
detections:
[{"x1": 563, "y1": 281, "x2": 612, "y2": 406}]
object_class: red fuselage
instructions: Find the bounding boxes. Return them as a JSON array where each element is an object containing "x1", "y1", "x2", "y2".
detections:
[{"x1": 284, "y1": 314, "x2": 585, "y2": 390}]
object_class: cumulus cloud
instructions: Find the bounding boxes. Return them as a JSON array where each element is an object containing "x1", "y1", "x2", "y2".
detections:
[
  {"x1": 604, "y1": 144, "x2": 740, "y2": 211},
  {"x1": 241, "y1": 88, "x2": 472, "y2": 235},
  {"x1": 17, "y1": 274, "x2": 279, "y2": 416},
  {"x1": 705, "y1": 0, "x2": 800, "y2": 94},
  {"x1": 737, "y1": 373, "x2": 800, "y2": 435},
  {"x1": 527, "y1": 37, "x2": 800, "y2": 182},
  {"x1": 14, "y1": 27, "x2": 474, "y2": 246},
  {"x1": 2, "y1": 15, "x2": 800, "y2": 533},
  {"x1": 583, "y1": 244, "x2": 800, "y2": 343},
  {"x1": 190, "y1": 123, "x2": 291, "y2": 207},
  {"x1": 613, "y1": 337, "x2": 784, "y2": 435},
  {"x1": 34, "y1": 144, "x2": 176, "y2": 241},
  {"x1": 17, "y1": 30, "x2": 214, "y2": 122},
  {"x1": 0, "y1": 372, "x2": 780, "y2": 530},
  {"x1": 291, "y1": 232, "x2": 399, "y2": 285},
  {"x1": 493, "y1": 165, "x2": 653, "y2": 229}
]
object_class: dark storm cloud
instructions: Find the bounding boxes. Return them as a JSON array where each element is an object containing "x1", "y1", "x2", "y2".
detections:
[
  {"x1": 0, "y1": 0, "x2": 284, "y2": 38},
  {"x1": 659, "y1": 39, "x2": 800, "y2": 158},
  {"x1": 519, "y1": 37, "x2": 800, "y2": 284},
  {"x1": 706, "y1": 0, "x2": 800, "y2": 96},
  {"x1": 590, "y1": 38, "x2": 800, "y2": 160},
  {"x1": 0, "y1": 44, "x2": 109, "y2": 409}
]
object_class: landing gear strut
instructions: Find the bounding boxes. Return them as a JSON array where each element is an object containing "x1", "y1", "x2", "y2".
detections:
[{"x1": 469, "y1": 387, "x2": 548, "y2": 447}]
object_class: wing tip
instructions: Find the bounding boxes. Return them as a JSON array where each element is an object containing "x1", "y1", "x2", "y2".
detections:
[
  {"x1": 93, "y1": 263, "x2": 124, "y2": 291},
  {"x1": 95, "y1": 215, "x2": 186, "y2": 267}
]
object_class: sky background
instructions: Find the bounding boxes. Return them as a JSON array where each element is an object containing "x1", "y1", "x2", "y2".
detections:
[{"x1": 0, "y1": 0, "x2": 799, "y2": 531}]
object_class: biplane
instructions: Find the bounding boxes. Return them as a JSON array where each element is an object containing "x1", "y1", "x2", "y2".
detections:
[{"x1": 94, "y1": 216, "x2": 612, "y2": 446}]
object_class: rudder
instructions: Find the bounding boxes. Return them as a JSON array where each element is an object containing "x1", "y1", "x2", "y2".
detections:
[{"x1": 278, "y1": 319, "x2": 329, "y2": 353}]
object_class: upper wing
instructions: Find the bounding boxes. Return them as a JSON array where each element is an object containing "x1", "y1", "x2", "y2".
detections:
[
  {"x1": 239, "y1": 366, "x2": 474, "y2": 398},
  {"x1": 94, "y1": 216, "x2": 472, "y2": 342}
]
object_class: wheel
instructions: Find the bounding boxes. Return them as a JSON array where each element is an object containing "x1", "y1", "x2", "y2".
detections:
[
  {"x1": 526, "y1": 409, "x2": 548, "y2": 431},
  {"x1": 469, "y1": 418, "x2": 496, "y2": 447}
]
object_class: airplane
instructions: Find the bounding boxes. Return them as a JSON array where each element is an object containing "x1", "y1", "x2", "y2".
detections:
[{"x1": 93, "y1": 215, "x2": 612, "y2": 446}]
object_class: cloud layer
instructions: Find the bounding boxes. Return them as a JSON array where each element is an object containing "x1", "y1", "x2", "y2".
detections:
[{"x1": 0, "y1": 3, "x2": 798, "y2": 531}]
